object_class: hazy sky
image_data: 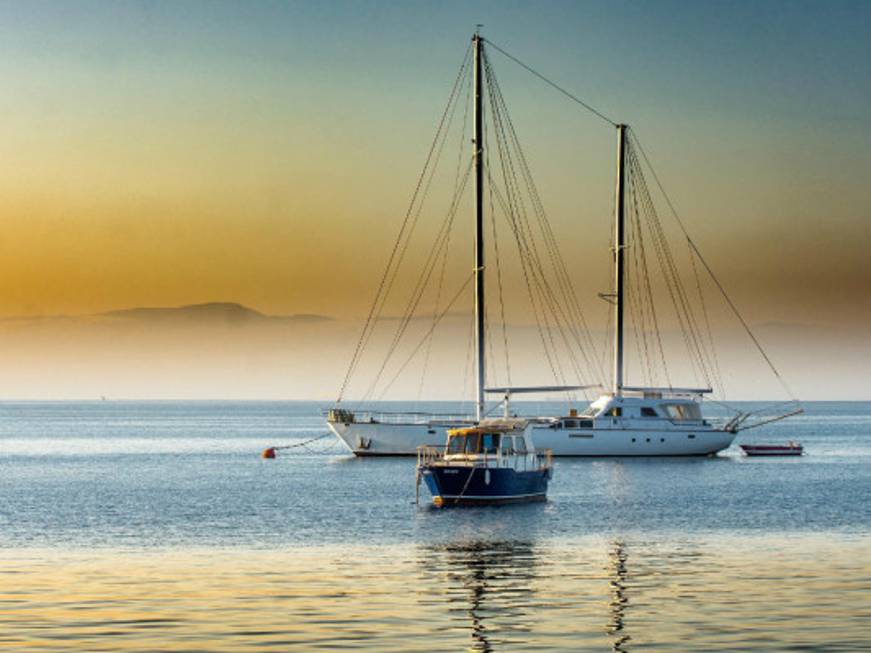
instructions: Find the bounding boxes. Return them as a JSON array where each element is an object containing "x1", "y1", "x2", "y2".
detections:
[
  {"x1": 1, "y1": 1, "x2": 868, "y2": 317},
  {"x1": 0, "y1": 1, "x2": 868, "y2": 398}
]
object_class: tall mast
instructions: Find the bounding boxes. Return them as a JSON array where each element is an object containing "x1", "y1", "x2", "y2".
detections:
[
  {"x1": 613, "y1": 124, "x2": 627, "y2": 395},
  {"x1": 473, "y1": 31, "x2": 486, "y2": 421}
]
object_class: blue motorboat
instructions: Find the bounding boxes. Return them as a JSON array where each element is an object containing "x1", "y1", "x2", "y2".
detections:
[{"x1": 416, "y1": 419, "x2": 553, "y2": 507}]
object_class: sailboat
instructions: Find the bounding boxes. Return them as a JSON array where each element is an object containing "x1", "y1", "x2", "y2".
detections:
[{"x1": 327, "y1": 32, "x2": 801, "y2": 456}]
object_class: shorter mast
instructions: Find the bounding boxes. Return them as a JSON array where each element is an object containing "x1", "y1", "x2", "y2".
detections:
[
  {"x1": 473, "y1": 31, "x2": 486, "y2": 421},
  {"x1": 613, "y1": 124, "x2": 627, "y2": 395}
]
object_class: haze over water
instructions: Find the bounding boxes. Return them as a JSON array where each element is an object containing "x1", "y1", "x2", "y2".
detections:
[{"x1": 2, "y1": 400, "x2": 869, "y2": 650}]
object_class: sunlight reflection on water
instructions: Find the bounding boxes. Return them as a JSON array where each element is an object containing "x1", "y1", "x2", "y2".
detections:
[{"x1": 2, "y1": 535, "x2": 868, "y2": 651}]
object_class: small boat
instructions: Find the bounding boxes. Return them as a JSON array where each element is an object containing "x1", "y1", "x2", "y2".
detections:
[
  {"x1": 416, "y1": 418, "x2": 553, "y2": 507},
  {"x1": 740, "y1": 442, "x2": 803, "y2": 456}
]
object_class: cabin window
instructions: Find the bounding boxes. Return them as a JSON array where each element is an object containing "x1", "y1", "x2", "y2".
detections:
[
  {"x1": 501, "y1": 437, "x2": 514, "y2": 455},
  {"x1": 514, "y1": 436, "x2": 527, "y2": 454},
  {"x1": 578, "y1": 419, "x2": 594, "y2": 428},
  {"x1": 606, "y1": 407, "x2": 622, "y2": 417},
  {"x1": 562, "y1": 419, "x2": 578, "y2": 428},
  {"x1": 662, "y1": 403, "x2": 702, "y2": 420},
  {"x1": 447, "y1": 435, "x2": 466, "y2": 454},
  {"x1": 641, "y1": 407, "x2": 658, "y2": 417},
  {"x1": 481, "y1": 433, "x2": 500, "y2": 454},
  {"x1": 465, "y1": 433, "x2": 481, "y2": 454}
]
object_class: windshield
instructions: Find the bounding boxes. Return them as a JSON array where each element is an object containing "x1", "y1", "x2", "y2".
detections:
[
  {"x1": 464, "y1": 433, "x2": 481, "y2": 454},
  {"x1": 447, "y1": 435, "x2": 465, "y2": 454},
  {"x1": 481, "y1": 433, "x2": 500, "y2": 454}
]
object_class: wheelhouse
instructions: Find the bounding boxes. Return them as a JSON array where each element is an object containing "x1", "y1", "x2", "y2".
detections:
[{"x1": 445, "y1": 426, "x2": 529, "y2": 458}]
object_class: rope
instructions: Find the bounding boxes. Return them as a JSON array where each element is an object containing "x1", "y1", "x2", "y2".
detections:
[
  {"x1": 265, "y1": 432, "x2": 334, "y2": 452},
  {"x1": 454, "y1": 466, "x2": 477, "y2": 505},
  {"x1": 336, "y1": 44, "x2": 472, "y2": 403},
  {"x1": 629, "y1": 130, "x2": 799, "y2": 402},
  {"x1": 483, "y1": 38, "x2": 617, "y2": 127}
]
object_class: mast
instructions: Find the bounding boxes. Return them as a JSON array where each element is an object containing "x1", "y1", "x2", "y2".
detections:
[
  {"x1": 473, "y1": 31, "x2": 486, "y2": 421},
  {"x1": 613, "y1": 124, "x2": 627, "y2": 395}
]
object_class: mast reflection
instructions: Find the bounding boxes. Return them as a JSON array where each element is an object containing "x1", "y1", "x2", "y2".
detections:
[
  {"x1": 418, "y1": 540, "x2": 537, "y2": 651},
  {"x1": 607, "y1": 540, "x2": 631, "y2": 652}
]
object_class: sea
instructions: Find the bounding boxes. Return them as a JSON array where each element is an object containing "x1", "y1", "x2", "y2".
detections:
[{"x1": 1, "y1": 400, "x2": 869, "y2": 651}]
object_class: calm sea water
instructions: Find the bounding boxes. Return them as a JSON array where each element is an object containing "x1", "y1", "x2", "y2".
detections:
[{"x1": 1, "y1": 401, "x2": 870, "y2": 650}]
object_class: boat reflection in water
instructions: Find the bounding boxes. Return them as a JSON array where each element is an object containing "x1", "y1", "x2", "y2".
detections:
[
  {"x1": 417, "y1": 540, "x2": 538, "y2": 651},
  {"x1": 607, "y1": 541, "x2": 631, "y2": 652}
]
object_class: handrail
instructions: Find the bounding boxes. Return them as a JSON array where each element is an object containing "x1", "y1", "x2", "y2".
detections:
[{"x1": 328, "y1": 409, "x2": 476, "y2": 425}]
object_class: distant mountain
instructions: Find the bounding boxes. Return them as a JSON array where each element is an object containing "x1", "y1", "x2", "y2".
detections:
[{"x1": 0, "y1": 302, "x2": 333, "y2": 325}]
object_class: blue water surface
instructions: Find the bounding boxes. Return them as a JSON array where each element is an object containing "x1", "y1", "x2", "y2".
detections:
[{"x1": 1, "y1": 401, "x2": 869, "y2": 549}]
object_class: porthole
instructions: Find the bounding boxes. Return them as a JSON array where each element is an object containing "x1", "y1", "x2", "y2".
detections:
[
  {"x1": 645, "y1": 438, "x2": 650, "y2": 443},
  {"x1": 631, "y1": 438, "x2": 636, "y2": 443},
  {"x1": 660, "y1": 438, "x2": 665, "y2": 443},
  {"x1": 688, "y1": 434, "x2": 696, "y2": 439}
]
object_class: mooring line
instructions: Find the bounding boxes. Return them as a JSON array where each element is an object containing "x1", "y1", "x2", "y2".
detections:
[{"x1": 261, "y1": 432, "x2": 334, "y2": 458}]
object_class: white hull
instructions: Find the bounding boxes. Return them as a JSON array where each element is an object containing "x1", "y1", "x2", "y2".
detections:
[
  {"x1": 328, "y1": 420, "x2": 467, "y2": 456},
  {"x1": 328, "y1": 419, "x2": 735, "y2": 456},
  {"x1": 531, "y1": 423, "x2": 735, "y2": 456}
]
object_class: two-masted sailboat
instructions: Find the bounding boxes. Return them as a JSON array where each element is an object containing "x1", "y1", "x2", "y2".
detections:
[{"x1": 327, "y1": 32, "x2": 801, "y2": 456}]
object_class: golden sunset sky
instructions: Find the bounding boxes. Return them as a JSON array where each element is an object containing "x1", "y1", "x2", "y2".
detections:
[{"x1": 0, "y1": 1, "x2": 868, "y2": 398}]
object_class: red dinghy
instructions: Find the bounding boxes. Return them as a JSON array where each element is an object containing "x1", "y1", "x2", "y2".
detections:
[{"x1": 740, "y1": 442, "x2": 803, "y2": 456}]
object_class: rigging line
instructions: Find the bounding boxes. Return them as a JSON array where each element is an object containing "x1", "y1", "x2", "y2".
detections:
[
  {"x1": 629, "y1": 175, "x2": 671, "y2": 387},
  {"x1": 377, "y1": 273, "x2": 476, "y2": 399},
  {"x1": 486, "y1": 59, "x2": 593, "y2": 400},
  {"x1": 416, "y1": 199, "x2": 456, "y2": 400},
  {"x1": 338, "y1": 44, "x2": 472, "y2": 403},
  {"x1": 487, "y1": 103, "x2": 573, "y2": 390},
  {"x1": 628, "y1": 144, "x2": 713, "y2": 388},
  {"x1": 366, "y1": 160, "x2": 473, "y2": 402},
  {"x1": 346, "y1": 53, "x2": 469, "y2": 403},
  {"x1": 629, "y1": 129, "x2": 797, "y2": 400},
  {"x1": 482, "y1": 66, "x2": 564, "y2": 384},
  {"x1": 484, "y1": 54, "x2": 605, "y2": 386},
  {"x1": 461, "y1": 308, "x2": 475, "y2": 413},
  {"x1": 627, "y1": 197, "x2": 656, "y2": 386},
  {"x1": 482, "y1": 38, "x2": 617, "y2": 128},
  {"x1": 688, "y1": 238, "x2": 725, "y2": 397},
  {"x1": 369, "y1": 63, "x2": 473, "y2": 391},
  {"x1": 484, "y1": 60, "x2": 592, "y2": 393},
  {"x1": 415, "y1": 82, "x2": 473, "y2": 401},
  {"x1": 486, "y1": 168, "x2": 563, "y2": 385},
  {"x1": 484, "y1": 109, "x2": 513, "y2": 387}
]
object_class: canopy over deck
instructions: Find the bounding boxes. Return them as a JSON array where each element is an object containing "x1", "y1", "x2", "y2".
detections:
[{"x1": 448, "y1": 418, "x2": 529, "y2": 436}]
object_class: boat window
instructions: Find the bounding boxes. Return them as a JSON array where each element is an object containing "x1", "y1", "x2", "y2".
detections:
[
  {"x1": 662, "y1": 404, "x2": 702, "y2": 420},
  {"x1": 514, "y1": 436, "x2": 527, "y2": 454},
  {"x1": 481, "y1": 433, "x2": 500, "y2": 454},
  {"x1": 501, "y1": 436, "x2": 513, "y2": 455},
  {"x1": 447, "y1": 435, "x2": 466, "y2": 454},
  {"x1": 606, "y1": 407, "x2": 622, "y2": 417},
  {"x1": 641, "y1": 407, "x2": 658, "y2": 417},
  {"x1": 578, "y1": 419, "x2": 594, "y2": 428},
  {"x1": 465, "y1": 432, "x2": 481, "y2": 454},
  {"x1": 562, "y1": 419, "x2": 578, "y2": 428}
]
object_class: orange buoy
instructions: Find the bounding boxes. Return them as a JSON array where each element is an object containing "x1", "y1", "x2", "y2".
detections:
[{"x1": 261, "y1": 447, "x2": 276, "y2": 459}]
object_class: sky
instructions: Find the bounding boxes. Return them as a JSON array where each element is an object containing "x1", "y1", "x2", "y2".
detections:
[{"x1": 0, "y1": 0, "x2": 868, "y2": 399}]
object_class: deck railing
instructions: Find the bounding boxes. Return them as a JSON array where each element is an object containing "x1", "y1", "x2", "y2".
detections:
[
  {"x1": 327, "y1": 408, "x2": 475, "y2": 426},
  {"x1": 416, "y1": 446, "x2": 552, "y2": 472}
]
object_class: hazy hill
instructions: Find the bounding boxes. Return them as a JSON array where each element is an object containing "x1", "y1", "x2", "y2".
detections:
[{"x1": 0, "y1": 304, "x2": 866, "y2": 400}]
